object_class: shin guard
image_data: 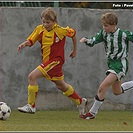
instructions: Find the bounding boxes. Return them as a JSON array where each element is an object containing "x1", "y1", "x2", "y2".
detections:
[
  {"x1": 63, "y1": 85, "x2": 82, "y2": 105},
  {"x1": 28, "y1": 85, "x2": 38, "y2": 107}
]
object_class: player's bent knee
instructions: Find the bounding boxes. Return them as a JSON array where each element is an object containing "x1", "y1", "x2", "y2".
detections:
[
  {"x1": 113, "y1": 92, "x2": 120, "y2": 95},
  {"x1": 28, "y1": 73, "x2": 36, "y2": 81}
]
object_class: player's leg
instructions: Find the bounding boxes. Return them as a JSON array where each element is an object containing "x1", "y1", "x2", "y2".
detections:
[
  {"x1": 111, "y1": 58, "x2": 133, "y2": 94},
  {"x1": 111, "y1": 80, "x2": 122, "y2": 95},
  {"x1": 18, "y1": 67, "x2": 44, "y2": 113},
  {"x1": 112, "y1": 80, "x2": 133, "y2": 95},
  {"x1": 53, "y1": 80, "x2": 88, "y2": 115},
  {"x1": 80, "y1": 73, "x2": 117, "y2": 119},
  {"x1": 27, "y1": 68, "x2": 44, "y2": 107},
  {"x1": 121, "y1": 81, "x2": 133, "y2": 92},
  {"x1": 37, "y1": 60, "x2": 87, "y2": 115}
]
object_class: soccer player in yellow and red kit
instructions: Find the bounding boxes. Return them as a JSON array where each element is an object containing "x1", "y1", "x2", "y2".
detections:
[{"x1": 17, "y1": 7, "x2": 87, "y2": 115}]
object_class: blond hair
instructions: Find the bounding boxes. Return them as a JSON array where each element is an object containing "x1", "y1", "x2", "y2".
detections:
[
  {"x1": 41, "y1": 7, "x2": 57, "y2": 23},
  {"x1": 101, "y1": 12, "x2": 118, "y2": 25}
]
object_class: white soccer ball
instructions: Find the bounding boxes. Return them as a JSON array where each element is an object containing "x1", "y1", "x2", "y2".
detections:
[{"x1": 0, "y1": 102, "x2": 11, "y2": 120}]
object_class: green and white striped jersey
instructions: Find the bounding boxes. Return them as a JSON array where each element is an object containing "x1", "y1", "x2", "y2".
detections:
[{"x1": 85, "y1": 28, "x2": 133, "y2": 60}]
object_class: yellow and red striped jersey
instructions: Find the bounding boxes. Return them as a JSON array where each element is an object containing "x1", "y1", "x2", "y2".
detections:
[{"x1": 27, "y1": 23, "x2": 76, "y2": 64}]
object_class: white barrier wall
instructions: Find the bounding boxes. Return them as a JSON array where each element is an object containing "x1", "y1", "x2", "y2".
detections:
[{"x1": 0, "y1": 7, "x2": 132, "y2": 110}]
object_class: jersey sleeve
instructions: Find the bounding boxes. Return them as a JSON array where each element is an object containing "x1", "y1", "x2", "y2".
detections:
[
  {"x1": 54, "y1": 25, "x2": 76, "y2": 40},
  {"x1": 124, "y1": 30, "x2": 133, "y2": 42},
  {"x1": 27, "y1": 25, "x2": 43, "y2": 46},
  {"x1": 65, "y1": 26, "x2": 76, "y2": 37},
  {"x1": 85, "y1": 29, "x2": 104, "y2": 47}
]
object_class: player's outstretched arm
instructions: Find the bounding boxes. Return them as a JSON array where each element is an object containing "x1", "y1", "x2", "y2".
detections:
[
  {"x1": 79, "y1": 37, "x2": 87, "y2": 43},
  {"x1": 69, "y1": 35, "x2": 77, "y2": 59},
  {"x1": 17, "y1": 40, "x2": 32, "y2": 52}
]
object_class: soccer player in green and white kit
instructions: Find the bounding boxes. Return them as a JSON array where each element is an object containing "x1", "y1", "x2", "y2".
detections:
[{"x1": 79, "y1": 12, "x2": 133, "y2": 120}]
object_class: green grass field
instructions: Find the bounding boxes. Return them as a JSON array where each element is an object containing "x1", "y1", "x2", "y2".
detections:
[{"x1": 0, "y1": 110, "x2": 132, "y2": 131}]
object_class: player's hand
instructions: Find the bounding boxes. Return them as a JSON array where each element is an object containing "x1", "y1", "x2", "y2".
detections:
[
  {"x1": 79, "y1": 37, "x2": 87, "y2": 43},
  {"x1": 17, "y1": 43, "x2": 25, "y2": 52},
  {"x1": 69, "y1": 50, "x2": 76, "y2": 59}
]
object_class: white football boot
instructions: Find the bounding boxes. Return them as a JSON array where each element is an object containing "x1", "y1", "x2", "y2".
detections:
[
  {"x1": 77, "y1": 98, "x2": 88, "y2": 115},
  {"x1": 18, "y1": 104, "x2": 36, "y2": 114}
]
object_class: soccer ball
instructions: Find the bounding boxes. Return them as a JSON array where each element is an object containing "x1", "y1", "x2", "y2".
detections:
[{"x1": 0, "y1": 102, "x2": 11, "y2": 120}]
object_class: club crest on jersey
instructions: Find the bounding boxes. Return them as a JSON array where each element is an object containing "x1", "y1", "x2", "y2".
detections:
[{"x1": 55, "y1": 37, "x2": 59, "y2": 43}]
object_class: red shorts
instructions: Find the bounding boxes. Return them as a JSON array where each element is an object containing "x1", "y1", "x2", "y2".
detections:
[{"x1": 37, "y1": 60, "x2": 64, "y2": 81}]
